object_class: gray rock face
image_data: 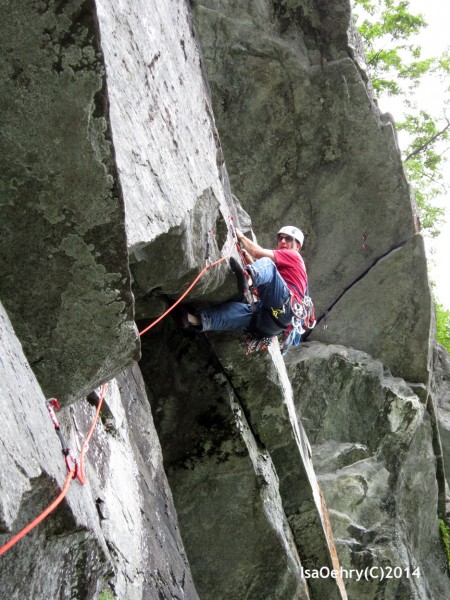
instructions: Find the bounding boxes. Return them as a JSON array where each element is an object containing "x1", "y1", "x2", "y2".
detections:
[
  {"x1": 310, "y1": 234, "x2": 434, "y2": 383},
  {"x1": 286, "y1": 343, "x2": 449, "y2": 600},
  {"x1": 209, "y1": 335, "x2": 347, "y2": 599},
  {"x1": 95, "y1": 0, "x2": 252, "y2": 320},
  {"x1": 0, "y1": 302, "x2": 198, "y2": 600},
  {"x1": 140, "y1": 323, "x2": 344, "y2": 599},
  {"x1": 434, "y1": 345, "x2": 450, "y2": 515},
  {"x1": 97, "y1": 0, "x2": 232, "y2": 250},
  {"x1": 2, "y1": 0, "x2": 449, "y2": 598},
  {"x1": 0, "y1": 0, "x2": 140, "y2": 403},
  {"x1": 191, "y1": 0, "x2": 417, "y2": 313},
  {"x1": 191, "y1": 0, "x2": 433, "y2": 384}
]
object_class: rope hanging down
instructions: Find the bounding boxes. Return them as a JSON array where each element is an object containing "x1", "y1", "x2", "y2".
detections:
[
  {"x1": 0, "y1": 470, "x2": 74, "y2": 557},
  {"x1": 139, "y1": 226, "x2": 235, "y2": 337},
  {"x1": 75, "y1": 386, "x2": 105, "y2": 485},
  {"x1": 1, "y1": 222, "x2": 237, "y2": 556},
  {"x1": 0, "y1": 384, "x2": 106, "y2": 556}
]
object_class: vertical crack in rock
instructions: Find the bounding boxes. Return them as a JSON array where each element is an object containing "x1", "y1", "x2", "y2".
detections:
[
  {"x1": 191, "y1": 0, "x2": 423, "y2": 383},
  {"x1": 206, "y1": 333, "x2": 347, "y2": 599}
]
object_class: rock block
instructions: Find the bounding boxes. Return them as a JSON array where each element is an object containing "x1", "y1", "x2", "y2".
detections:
[
  {"x1": 209, "y1": 333, "x2": 347, "y2": 599},
  {"x1": 192, "y1": 0, "x2": 417, "y2": 317},
  {"x1": 310, "y1": 234, "x2": 433, "y2": 383},
  {"x1": 140, "y1": 323, "x2": 312, "y2": 600},
  {"x1": 0, "y1": 301, "x2": 198, "y2": 599},
  {"x1": 0, "y1": 0, "x2": 139, "y2": 403},
  {"x1": 286, "y1": 342, "x2": 450, "y2": 599}
]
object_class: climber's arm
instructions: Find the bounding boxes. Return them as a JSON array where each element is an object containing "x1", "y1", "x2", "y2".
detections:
[{"x1": 236, "y1": 229, "x2": 274, "y2": 261}]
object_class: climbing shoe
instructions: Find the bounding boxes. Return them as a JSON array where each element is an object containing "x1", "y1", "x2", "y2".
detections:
[
  {"x1": 230, "y1": 257, "x2": 249, "y2": 294},
  {"x1": 172, "y1": 305, "x2": 202, "y2": 331},
  {"x1": 229, "y1": 257, "x2": 254, "y2": 305}
]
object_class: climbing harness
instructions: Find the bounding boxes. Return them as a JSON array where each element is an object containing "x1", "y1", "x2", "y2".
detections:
[{"x1": 280, "y1": 290, "x2": 316, "y2": 355}]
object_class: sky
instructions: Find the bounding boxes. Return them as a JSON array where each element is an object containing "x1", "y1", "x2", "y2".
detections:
[{"x1": 375, "y1": 0, "x2": 450, "y2": 308}]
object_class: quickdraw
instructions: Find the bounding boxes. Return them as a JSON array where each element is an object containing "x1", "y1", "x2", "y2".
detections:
[
  {"x1": 229, "y1": 216, "x2": 248, "y2": 267},
  {"x1": 47, "y1": 398, "x2": 79, "y2": 478},
  {"x1": 291, "y1": 294, "x2": 316, "y2": 328},
  {"x1": 280, "y1": 294, "x2": 316, "y2": 355}
]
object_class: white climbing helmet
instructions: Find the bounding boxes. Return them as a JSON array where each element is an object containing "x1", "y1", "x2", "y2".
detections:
[{"x1": 277, "y1": 226, "x2": 304, "y2": 247}]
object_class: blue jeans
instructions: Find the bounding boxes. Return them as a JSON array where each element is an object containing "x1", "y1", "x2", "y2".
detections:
[{"x1": 198, "y1": 257, "x2": 293, "y2": 336}]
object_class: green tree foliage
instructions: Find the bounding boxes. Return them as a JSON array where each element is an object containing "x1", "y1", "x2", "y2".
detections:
[
  {"x1": 355, "y1": 0, "x2": 427, "y2": 95},
  {"x1": 399, "y1": 109, "x2": 449, "y2": 233},
  {"x1": 439, "y1": 519, "x2": 450, "y2": 572},
  {"x1": 436, "y1": 301, "x2": 450, "y2": 353},
  {"x1": 352, "y1": 0, "x2": 450, "y2": 236}
]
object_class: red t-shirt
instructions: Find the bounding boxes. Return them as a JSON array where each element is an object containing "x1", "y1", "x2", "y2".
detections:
[{"x1": 273, "y1": 249, "x2": 307, "y2": 302}]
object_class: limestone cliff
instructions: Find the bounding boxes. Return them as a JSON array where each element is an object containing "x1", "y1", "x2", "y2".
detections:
[{"x1": 1, "y1": 1, "x2": 449, "y2": 599}]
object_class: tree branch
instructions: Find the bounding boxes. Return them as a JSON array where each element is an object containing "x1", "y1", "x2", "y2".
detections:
[{"x1": 405, "y1": 120, "x2": 450, "y2": 162}]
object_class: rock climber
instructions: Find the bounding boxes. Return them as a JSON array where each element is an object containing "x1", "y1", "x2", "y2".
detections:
[{"x1": 180, "y1": 226, "x2": 308, "y2": 339}]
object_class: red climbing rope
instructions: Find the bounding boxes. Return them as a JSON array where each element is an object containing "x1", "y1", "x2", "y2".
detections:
[
  {"x1": 138, "y1": 237, "x2": 235, "y2": 337},
  {"x1": 1, "y1": 224, "x2": 239, "y2": 556},
  {"x1": 76, "y1": 384, "x2": 105, "y2": 484},
  {"x1": 0, "y1": 469, "x2": 74, "y2": 556},
  {"x1": 0, "y1": 384, "x2": 106, "y2": 556}
]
